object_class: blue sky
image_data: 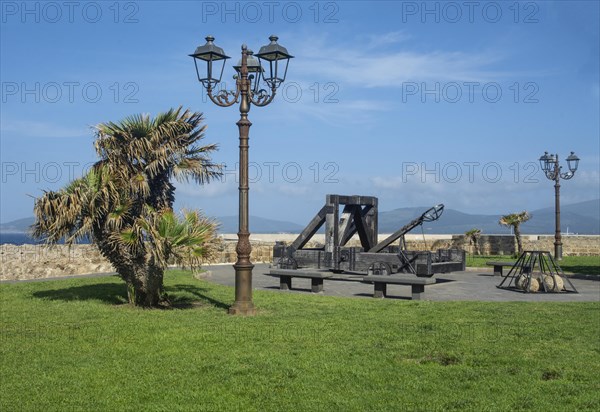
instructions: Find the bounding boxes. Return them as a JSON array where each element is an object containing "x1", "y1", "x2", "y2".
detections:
[{"x1": 1, "y1": 0, "x2": 599, "y2": 225}]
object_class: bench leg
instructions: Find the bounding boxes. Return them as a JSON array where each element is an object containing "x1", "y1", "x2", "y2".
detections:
[
  {"x1": 373, "y1": 282, "x2": 387, "y2": 298},
  {"x1": 311, "y1": 278, "x2": 324, "y2": 293},
  {"x1": 493, "y1": 265, "x2": 502, "y2": 277},
  {"x1": 280, "y1": 276, "x2": 292, "y2": 290},
  {"x1": 411, "y1": 284, "x2": 425, "y2": 300}
]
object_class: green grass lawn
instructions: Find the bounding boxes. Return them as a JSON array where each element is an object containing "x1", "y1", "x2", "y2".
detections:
[
  {"x1": 466, "y1": 255, "x2": 600, "y2": 276},
  {"x1": 1, "y1": 271, "x2": 599, "y2": 411}
]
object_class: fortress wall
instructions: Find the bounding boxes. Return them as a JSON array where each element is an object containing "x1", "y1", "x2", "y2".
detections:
[{"x1": 2, "y1": 235, "x2": 598, "y2": 281}]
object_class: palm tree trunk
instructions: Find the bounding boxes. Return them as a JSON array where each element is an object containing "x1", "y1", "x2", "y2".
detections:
[
  {"x1": 126, "y1": 278, "x2": 136, "y2": 305},
  {"x1": 93, "y1": 228, "x2": 166, "y2": 307},
  {"x1": 514, "y1": 225, "x2": 523, "y2": 255},
  {"x1": 130, "y1": 262, "x2": 166, "y2": 307}
]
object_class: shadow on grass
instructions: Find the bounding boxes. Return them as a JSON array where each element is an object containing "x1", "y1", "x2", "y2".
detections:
[
  {"x1": 167, "y1": 284, "x2": 230, "y2": 310},
  {"x1": 353, "y1": 293, "x2": 412, "y2": 300},
  {"x1": 263, "y1": 285, "x2": 316, "y2": 293},
  {"x1": 32, "y1": 280, "x2": 230, "y2": 310},
  {"x1": 561, "y1": 265, "x2": 600, "y2": 276},
  {"x1": 32, "y1": 280, "x2": 128, "y2": 305}
]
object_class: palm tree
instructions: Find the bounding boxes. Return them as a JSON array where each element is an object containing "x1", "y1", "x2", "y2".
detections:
[
  {"x1": 499, "y1": 211, "x2": 531, "y2": 255},
  {"x1": 465, "y1": 228, "x2": 482, "y2": 255},
  {"x1": 32, "y1": 107, "x2": 222, "y2": 307}
]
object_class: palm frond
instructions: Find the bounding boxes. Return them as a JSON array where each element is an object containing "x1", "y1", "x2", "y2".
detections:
[{"x1": 34, "y1": 108, "x2": 221, "y2": 274}]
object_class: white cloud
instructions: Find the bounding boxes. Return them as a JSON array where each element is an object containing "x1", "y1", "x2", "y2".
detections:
[
  {"x1": 260, "y1": 30, "x2": 517, "y2": 126},
  {"x1": 289, "y1": 32, "x2": 510, "y2": 88},
  {"x1": 296, "y1": 50, "x2": 506, "y2": 87}
]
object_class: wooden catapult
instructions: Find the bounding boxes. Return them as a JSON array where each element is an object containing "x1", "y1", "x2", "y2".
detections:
[{"x1": 273, "y1": 194, "x2": 465, "y2": 277}]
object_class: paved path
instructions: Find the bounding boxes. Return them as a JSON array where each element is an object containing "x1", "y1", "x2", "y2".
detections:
[
  {"x1": 3, "y1": 264, "x2": 598, "y2": 302},
  {"x1": 204, "y1": 264, "x2": 600, "y2": 302}
]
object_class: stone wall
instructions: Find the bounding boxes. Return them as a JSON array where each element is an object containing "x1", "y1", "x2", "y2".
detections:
[
  {"x1": 209, "y1": 239, "x2": 277, "y2": 265},
  {"x1": 248, "y1": 234, "x2": 599, "y2": 257},
  {"x1": 521, "y1": 235, "x2": 600, "y2": 256},
  {"x1": 0, "y1": 240, "x2": 279, "y2": 282},
  {"x1": 1, "y1": 235, "x2": 598, "y2": 281},
  {"x1": 0, "y1": 244, "x2": 114, "y2": 281},
  {"x1": 452, "y1": 234, "x2": 599, "y2": 256}
]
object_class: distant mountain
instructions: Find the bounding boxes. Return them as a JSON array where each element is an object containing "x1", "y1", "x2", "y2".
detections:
[
  {"x1": 531, "y1": 199, "x2": 600, "y2": 221},
  {"x1": 379, "y1": 207, "x2": 502, "y2": 234},
  {"x1": 215, "y1": 216, "x2": 304, "y2": 234},
  {"x1": 2, "y1": 199, "x2": 598, "y2": 235},
  {"x1": 379, "y1": 199, "x2": 600, "y2": 235},
  {"x1": 0, "y1": 215, "x2": 304, "y2": 235},
  {"x1": 0, "y1": 217, "x2": 34, "y2": 233},
  {"x1": 518, "y1": 209, "x2": 599, "y2": 235},
  {"x1": 517, "y1": 199, "x2": 598, "y2": 235}
]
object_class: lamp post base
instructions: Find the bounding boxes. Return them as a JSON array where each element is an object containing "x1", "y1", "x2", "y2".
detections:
[
  {"x1": 229, "y1": 263, "x2": 256, "y2": 316},
  {"x1": 554, "y1": 243, "x2": 563, "y2": 261},
  {"x1": 228, "y1": 301, "x2": 256, "y2": 315}
]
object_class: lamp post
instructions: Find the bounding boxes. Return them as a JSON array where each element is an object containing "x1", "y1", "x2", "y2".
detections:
[
  {"x1": 190, "y1": 35, "x2": 293, "y2": 315},
  {"x1": 538, "y1": 151, "x2": 580, "y2": 260}
]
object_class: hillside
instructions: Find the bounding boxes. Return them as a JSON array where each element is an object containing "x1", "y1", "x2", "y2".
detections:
[
  {"x1": 0, "y1": 215, "x2": 304, "y2": 235},
  {"x1": 2, "y1": 199, "x2": 598, "y2": 235},
  {"x1": 378, "y1": 200, "x2": 600, "y2": 235}
]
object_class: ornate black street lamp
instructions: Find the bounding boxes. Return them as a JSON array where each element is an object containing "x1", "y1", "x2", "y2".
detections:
[
  {"x1": 190, "y1": 35, "x2": 293, "y2": 315},
  {"x1": 539, "y1": 151, "x2": 580, "y2": 260}
]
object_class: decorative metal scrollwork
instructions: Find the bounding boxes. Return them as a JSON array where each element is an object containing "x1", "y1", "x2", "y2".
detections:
[
  {"x1": 207, "y1": 87, "x2": 240, "y2": 107},
  {"x1": 250, "y1": 87, "x2": 276, "y2": 107}
]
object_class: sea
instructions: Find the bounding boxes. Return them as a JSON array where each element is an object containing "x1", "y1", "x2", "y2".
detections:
[
  {"x1": 0, "y1": 233, "x2": 39, "y2": 245},
  {"x1": 0, "y1": 233, "x2": 90, "y2": 245}
]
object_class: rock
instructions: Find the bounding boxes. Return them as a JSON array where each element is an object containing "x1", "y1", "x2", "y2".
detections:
[
  {"x1": 525, "y1": 277, "x2": 540, "y2": 293},
  {"x1": 516, "y1": 274, "x2": 528, "y2": 290},
  {"x1": 542, "y1": 274, "x2": 564, "y2": 292}
]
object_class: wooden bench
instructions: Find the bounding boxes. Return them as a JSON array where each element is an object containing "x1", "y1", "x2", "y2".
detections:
[
  {"x1": 361, "y1": 275, "x2": 437, "y2": 300},
  {"x1": 485, "y1": 261, "x2": 517, "y2": 276},
  {"x1": 267, "y1": 269, "x2": 332, "y2": 293}
]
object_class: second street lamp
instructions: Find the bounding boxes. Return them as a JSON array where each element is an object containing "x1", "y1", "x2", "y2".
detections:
[
  {"x1": 538, "y1": 151, "x2": 580, "y2": 260},
  {"x1": 190, "y1": 35, "x2": 293, "y2": 315}
]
